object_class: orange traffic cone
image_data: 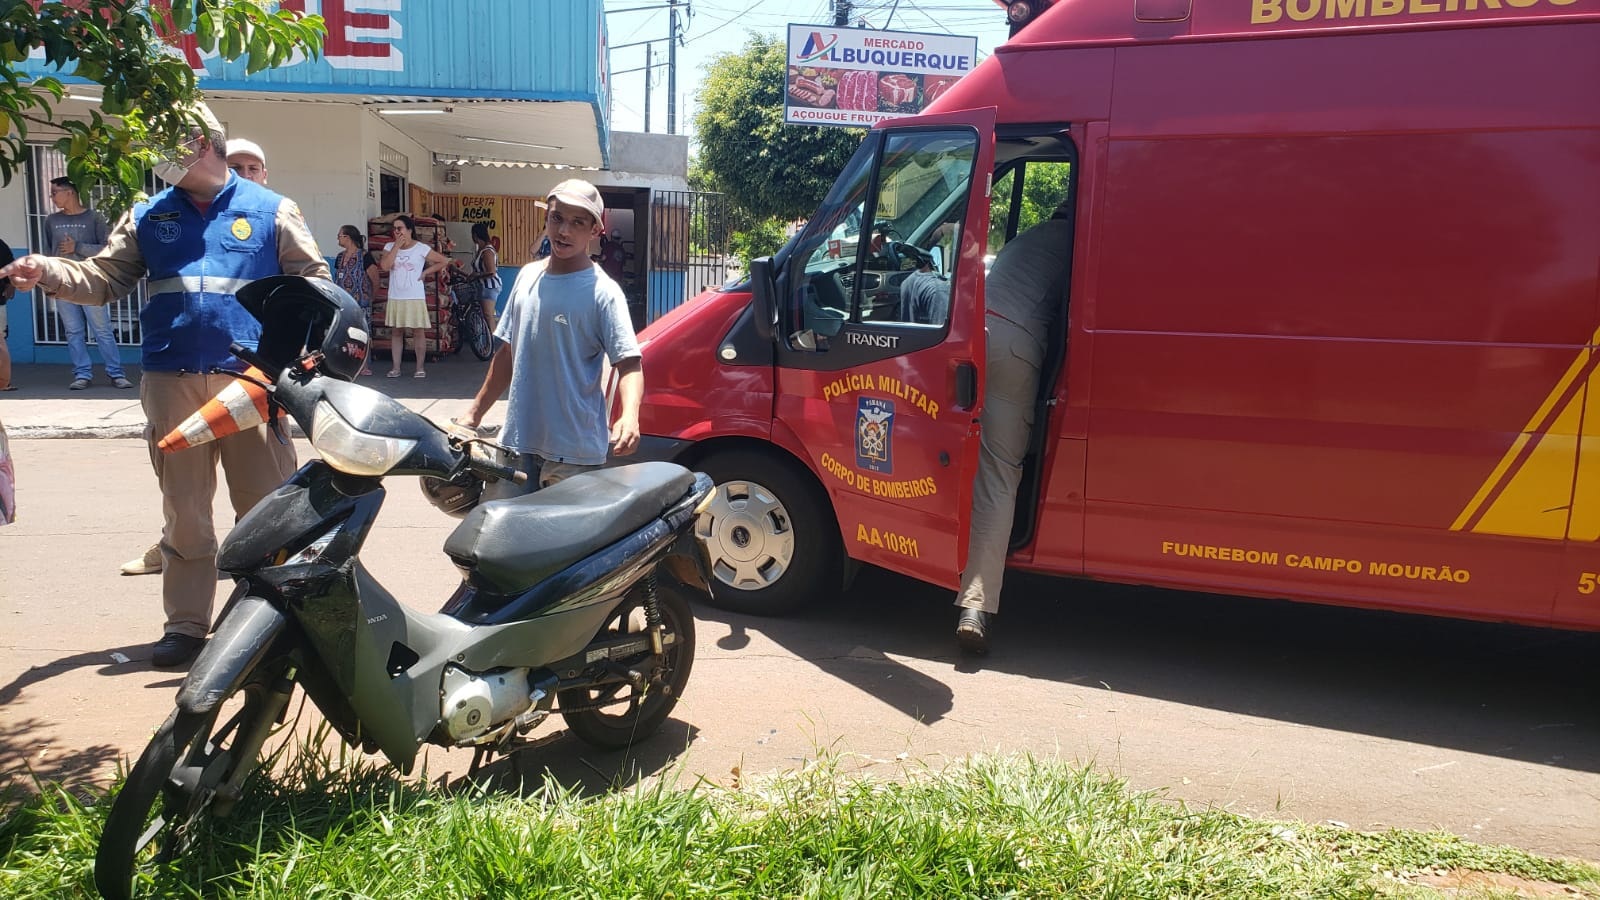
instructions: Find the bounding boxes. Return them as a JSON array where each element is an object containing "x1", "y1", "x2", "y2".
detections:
[{"x1": 157, "y1": 368, "x2": 272, "y2": 453}]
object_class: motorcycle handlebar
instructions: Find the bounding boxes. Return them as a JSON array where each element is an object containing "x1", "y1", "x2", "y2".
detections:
[
  {"x1": 229, "y1": 342, "x2": 275, "y2": 377},
  {"x1": 458, "y1": 441, "x2": 529, "y2": 486}
]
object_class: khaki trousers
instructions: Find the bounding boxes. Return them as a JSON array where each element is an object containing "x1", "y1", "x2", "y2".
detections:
[
  {"x1": 956, "y1": 315, "x2": 1045, "y2": 615},
  {"x1": 141, "y1": 372, "x2": 297, "y2": 637}
]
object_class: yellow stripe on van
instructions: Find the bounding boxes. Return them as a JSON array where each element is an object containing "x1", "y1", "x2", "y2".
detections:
[
  {"x1": 1566, "y1": 372, "x2": 1600, "y2": 541},
  {"x1": 1453, "y1": 326, "x2": 1600, "y2": 540}
]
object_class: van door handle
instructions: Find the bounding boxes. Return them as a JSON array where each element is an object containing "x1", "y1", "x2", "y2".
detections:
[{"x1": 955, "y1": 361, "x2": 977, "y2": 410}]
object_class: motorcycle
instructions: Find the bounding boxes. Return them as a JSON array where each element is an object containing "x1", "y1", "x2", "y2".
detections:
[{"x1": 94, "y1": 276, "x2": 714, "y2": 899}]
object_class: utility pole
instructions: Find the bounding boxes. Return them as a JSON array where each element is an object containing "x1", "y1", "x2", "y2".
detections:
[
  {"x1": 833, "y1": 0, "x2": 851, "y2": 27},
  {"x1": 667, "y1": 0, "x2": 680, "y2": 134},
  {"x1": 642, "y1": 44, "x2": 653, "y2": 133}
]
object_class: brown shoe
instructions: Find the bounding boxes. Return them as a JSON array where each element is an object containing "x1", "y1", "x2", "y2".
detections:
[{"x1": 120, "y1": 543, "x2": 163, "y2": 576}]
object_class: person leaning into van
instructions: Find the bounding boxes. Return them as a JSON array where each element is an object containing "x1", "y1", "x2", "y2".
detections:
[{"x1": 955, "y1": 199, "x2": 1075, "y2": 654}]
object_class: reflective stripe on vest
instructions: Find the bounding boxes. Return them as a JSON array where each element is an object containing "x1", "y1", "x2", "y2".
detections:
[{"x1": 146, "y1": 276, "x2": 253, "y2": 296}]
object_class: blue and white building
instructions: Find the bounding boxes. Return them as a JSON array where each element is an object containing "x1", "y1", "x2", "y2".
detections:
[{"x1": 2, "y1": 0, "x2": 698, "y2": 366}]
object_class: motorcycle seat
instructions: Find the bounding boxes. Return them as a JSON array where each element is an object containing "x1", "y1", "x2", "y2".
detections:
[{"x1": 444, "y1": 461, "x2": 697, "y2": 595}]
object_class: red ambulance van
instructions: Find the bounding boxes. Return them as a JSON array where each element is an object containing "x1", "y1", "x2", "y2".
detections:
[{"x1": 630, "y1": 0, "x2": 1600, "y2": 630}]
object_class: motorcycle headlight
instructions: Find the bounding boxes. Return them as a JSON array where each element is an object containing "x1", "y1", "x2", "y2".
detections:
[{"x1": 310, "y1": 400, "x2": 417, "y2": 476}]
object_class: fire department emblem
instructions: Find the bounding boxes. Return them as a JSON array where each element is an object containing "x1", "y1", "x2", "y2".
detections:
[
  {"x1": 855, "y1": 397, "x2": 895, "y2": 474},
  {"x1": 231, "y1": 217, "x2": 253, "y2": 240}
]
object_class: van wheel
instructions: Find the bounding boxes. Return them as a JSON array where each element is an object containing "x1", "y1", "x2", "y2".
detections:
[{"x1": 694, "y1": 449, "x2": 840, "y2": 616}]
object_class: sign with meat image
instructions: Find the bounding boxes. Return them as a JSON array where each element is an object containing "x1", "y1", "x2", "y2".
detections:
[{"x1": 785, "y1": 24, "x2": 978, "y2": 128}]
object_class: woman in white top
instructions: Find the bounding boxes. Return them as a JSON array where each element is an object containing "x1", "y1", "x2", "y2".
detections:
[{"x1": 380, "y1": 215, "x2": 450, "y2": 378}]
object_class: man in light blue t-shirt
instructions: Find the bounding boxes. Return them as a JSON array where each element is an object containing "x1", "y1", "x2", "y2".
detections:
[{"x1": 456, "y1": 178, "x2": 642, "y2": 496}]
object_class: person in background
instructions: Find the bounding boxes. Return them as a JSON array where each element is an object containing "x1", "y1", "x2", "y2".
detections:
[
  {"x1": 0, "y1": 238, "x2": 12, "y2": 522},
  {"x1": 335, "y1": 225, "x2": 373, "y2": 375},
  {"x1": 954, "y1": 198, "x2": 1075, "y2": 655},
  {"x1": 45, "y1": 178, "x2": 131, "y2": 390},
  {"x1": 225, "y1": 138, "x2": 268, "y2": 185},
  {"x1": 599, "y1": 227, "x2": 627, "y2": 284},
  {"x1": 0, "y1": 316, "x2": 12, "y2": 524},
  {"x1": 0, "y1": 236, "x2": 13, "y2": 391},
  {"x1": 0, "y1": 101, "x2": 329, "y2": 667},
  {"x1": 364, "y1": 244, "x2": 382, "y2": 321},
  {"x1": 380, "y1": 215, "x2": 449, "y2": 379},
  {"x1": 899, "y1": 249, "x2": 950, "y2": 326},
  {"x1": 469, "y1": 223, "x2": 501, "y2": 332},
  {"x1": 453, "y1": 179, "x2": 642, "y2": 495}
]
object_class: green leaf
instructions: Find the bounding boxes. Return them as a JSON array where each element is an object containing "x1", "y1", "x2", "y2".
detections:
[{"x1": 172, "y1": 0, "x2": 195, "y2": 32}]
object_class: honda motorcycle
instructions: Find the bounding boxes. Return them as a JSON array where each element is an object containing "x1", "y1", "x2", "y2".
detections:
[{"x1": 94, "y1": 276, "x2": 714, "y2": 899}]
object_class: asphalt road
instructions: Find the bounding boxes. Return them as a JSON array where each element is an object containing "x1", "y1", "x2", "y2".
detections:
[{"x1": 2, "y1": 437, "x2": 1597, "y2": 861}]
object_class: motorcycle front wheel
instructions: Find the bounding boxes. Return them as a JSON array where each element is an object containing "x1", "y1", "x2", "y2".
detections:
[
  {"x1": 94, "y1": 664, "x2": 284, "y2": 899},
  {"x1": 558, "y1": 580, "x2": 696, "y2": 750}
]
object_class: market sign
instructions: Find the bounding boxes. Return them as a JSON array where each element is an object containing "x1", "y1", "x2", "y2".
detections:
[{"x1": 784, "y1": 24, "x2": 977, "y2": 129}]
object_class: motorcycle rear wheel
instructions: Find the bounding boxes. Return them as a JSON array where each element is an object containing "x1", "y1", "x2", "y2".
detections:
[
  {"x1": 94, "y1": 670, "x2": 277, "y2": 899},
  {"x1": 559, "y1": 581, "x2": 696, "y2": 750}
]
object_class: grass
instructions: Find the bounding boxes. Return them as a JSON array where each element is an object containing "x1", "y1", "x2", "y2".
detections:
[{"x1": 2, "y1": 745, "x2": 1596, "y2": 899}]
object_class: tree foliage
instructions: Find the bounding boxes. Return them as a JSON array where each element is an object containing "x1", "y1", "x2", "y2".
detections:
[
  {"x1": 0, "y1": 0, "x2": 326, "y2": 215},
  {"x1": 988, "y1": 161, "x2": 1071, "y2": 252},
  {"x1": 692, "y1": 34, "x2": 865, "y2": 222}
]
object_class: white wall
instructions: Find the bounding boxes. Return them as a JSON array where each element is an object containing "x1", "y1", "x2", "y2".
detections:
[{"x1": 209, "y1": 99, "x2": 367, "y2": 254}]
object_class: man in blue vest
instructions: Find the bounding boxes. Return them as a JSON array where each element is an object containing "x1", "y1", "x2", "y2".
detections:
[{"x1": 1, "y1": 102, "x2": 329, "y2": 667}]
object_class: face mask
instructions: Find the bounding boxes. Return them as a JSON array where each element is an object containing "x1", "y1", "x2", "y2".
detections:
[{"x1": 153, "y1": 159, "x2": 192, "y2": 186}]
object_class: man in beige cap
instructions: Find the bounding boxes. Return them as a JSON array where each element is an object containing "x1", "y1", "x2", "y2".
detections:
[
  {"x1": 225, "y1": 138, "x2": 268, "y2": 185},
  {"x1": 0, "y1": 101, "x2": 330, "y2": 667},
  {"x1": 455, "y1": 178, "x2": 643, "y2": 496}
]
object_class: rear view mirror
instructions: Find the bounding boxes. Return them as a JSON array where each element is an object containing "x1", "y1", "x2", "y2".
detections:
[{"x1": 749, "y1": 257, "x2": 777, "y2": 342}]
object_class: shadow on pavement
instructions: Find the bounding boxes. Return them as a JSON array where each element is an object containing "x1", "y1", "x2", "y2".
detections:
[
  {"x1": 0, "y1": 643, "x2": 157, "y2": 707},
  {"x1": 0, "y1": 716, "x2": 124, "y2": 799},
  {"x1": 692, "y1": 566, "x2": 1600, "y2": 773}
]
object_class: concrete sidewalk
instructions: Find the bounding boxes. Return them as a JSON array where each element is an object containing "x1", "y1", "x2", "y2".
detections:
[{"x1": 0, "y1": 357, "x2": 502, "y2": 438}]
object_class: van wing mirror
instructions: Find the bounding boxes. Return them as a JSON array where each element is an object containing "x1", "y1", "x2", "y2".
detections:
[
  {"x1": 749, "y1": 256, "x2": 777, "y2": 342},
  {"x1": 929, "y1": 245, "x2": 945, "y2": 275}
]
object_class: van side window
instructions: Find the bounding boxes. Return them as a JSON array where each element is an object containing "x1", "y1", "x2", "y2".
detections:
[
  {"x1": 788, "y1": 129, "x2": 977, "y2": 344},
  {"x1": 988, "y1": 160, "x2": 1073, "y2": 261}
]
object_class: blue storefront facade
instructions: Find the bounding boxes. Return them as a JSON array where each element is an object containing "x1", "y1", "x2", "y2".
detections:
[{"x1": 2, "y1": 0, "x2": 695, "y2": 367}]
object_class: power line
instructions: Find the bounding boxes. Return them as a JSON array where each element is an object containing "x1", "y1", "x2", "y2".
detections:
[{"x1": 682, "y1": 0, "x2": 767, "y2": 44}]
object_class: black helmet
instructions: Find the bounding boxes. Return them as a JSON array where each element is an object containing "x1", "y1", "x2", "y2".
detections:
[
  {"x1": 420, "y1": 469, "x2": 484, "y2": 518},
  {"x1": 236, "y1": 275, "x2": 369, "y2": 382}
]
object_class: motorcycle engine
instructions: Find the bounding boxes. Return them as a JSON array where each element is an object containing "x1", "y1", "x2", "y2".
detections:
[{"x1": 440, "y1": 665, "x2": 535, "y2": 743}]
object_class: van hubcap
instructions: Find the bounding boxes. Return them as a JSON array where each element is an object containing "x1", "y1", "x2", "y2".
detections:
[{"x1": 697, "y1": 479, "x2": 794, "y2": 591}]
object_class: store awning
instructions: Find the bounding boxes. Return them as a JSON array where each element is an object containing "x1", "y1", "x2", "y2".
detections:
[{"x1": 19, "y1": 0, "x2": 612, "y2": 168}]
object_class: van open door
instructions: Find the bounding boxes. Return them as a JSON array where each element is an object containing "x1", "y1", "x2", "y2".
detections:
[{"x1": 773, "y1": 106, "x2": 998, "y2": 589}]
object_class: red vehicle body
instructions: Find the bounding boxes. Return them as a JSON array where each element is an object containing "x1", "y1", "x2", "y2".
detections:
[{"x1": 632, "y1": 0, "x2": 1600, "y2": 629}]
